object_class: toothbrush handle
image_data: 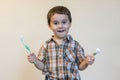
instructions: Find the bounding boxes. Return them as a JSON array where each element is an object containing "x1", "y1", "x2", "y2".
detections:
[
  {"x1": 93, "y1": 52, "x2": 96, "y2": 56},
  {"x1": 33, "y1": 61, "x2": 37, "y2": 64}
]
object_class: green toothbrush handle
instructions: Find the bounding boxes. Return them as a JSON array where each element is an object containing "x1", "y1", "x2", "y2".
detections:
[
  {"x1": 93, "y1": 52, "x2": 96, "y2": 56},
  {"x1": 24, "y1": 44, "x2": 31, "y2": 53}
]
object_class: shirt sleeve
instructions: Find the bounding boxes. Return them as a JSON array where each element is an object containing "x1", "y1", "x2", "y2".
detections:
[
  {"x1": 37, "y1": 43, "x2": 49, "y2": 74},
  {"x1": 75, "y1": 41, "x2": 85, "y2": 65},
  {"x1": 37, "y1": 44, "x2": 47, "y2": 63}
]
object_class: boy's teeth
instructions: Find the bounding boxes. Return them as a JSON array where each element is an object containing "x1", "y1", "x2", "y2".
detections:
[{"x1": 58, "y1": 30, "x2": 64, "y2": 32}]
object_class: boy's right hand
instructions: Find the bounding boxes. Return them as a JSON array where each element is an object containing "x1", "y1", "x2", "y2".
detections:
[
  {"x1": 27, "y1": 53, "x2": 37, "y2": 64},
  {"x1": 85, "y1": 54, "x2": 95, "y2": 65}
]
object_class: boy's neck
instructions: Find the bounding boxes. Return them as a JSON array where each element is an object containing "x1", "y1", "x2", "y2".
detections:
[
  {"x1": 54, "y1": 38, "x2": 64, "y2": 45},
  {"x1": 53, "y1": 36, "x2": 65, "y2": 45}
]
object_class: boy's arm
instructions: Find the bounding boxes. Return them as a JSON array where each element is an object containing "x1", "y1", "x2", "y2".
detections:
[
  {"x1": 79, "y1": 59, "x2": 88, "y2": 71},
  {"x1": 27, "y1": 53, "x2": 44, "y2": 70},
  {"x1": 34, "y1": 59, "x2": 44, "y2": 70},
  {"x1": 79, "y1": 55, "x2": 95, "y2": 71}
]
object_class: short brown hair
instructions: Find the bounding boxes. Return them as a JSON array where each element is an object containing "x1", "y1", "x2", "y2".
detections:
[{"x1": 47, "y1": 6, "x2": 72, "y2": 25}]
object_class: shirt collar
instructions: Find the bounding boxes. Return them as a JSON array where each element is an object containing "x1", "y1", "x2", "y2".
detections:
[{"x1": 47, "y1": 34, "x2": 73, "y2": 43}]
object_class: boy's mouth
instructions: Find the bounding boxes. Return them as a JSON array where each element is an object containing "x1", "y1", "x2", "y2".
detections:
[{"x1": 57, "y1": 30, "x2": 65, "y2": 33}]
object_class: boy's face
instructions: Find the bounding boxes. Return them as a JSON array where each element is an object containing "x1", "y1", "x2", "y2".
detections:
[{"x1": 49, "y1": 13, "x2": 71, "y2": 39}]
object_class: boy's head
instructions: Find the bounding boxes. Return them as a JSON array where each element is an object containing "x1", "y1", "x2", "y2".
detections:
[{"x1": 47, "y1": 6, "x2": 72, "y2": 25}]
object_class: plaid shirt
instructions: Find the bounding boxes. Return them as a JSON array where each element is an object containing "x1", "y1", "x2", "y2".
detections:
[{"x1": 38, "y1": 34, "x2": 85, "y2": 80}]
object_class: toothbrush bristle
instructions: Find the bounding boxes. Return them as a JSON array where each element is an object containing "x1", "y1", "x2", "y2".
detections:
[
  {"x1": 20, "y1": 35, "x2": 25, "y2": 43},
  {"x1": 95, "y1": 48, "x2": 101, "y2": 54},
  {"x1": 20, "y1": 35, "x2": 24, "y2": 39}
]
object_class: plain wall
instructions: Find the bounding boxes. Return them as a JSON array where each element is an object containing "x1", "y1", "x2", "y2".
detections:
[{"x1": 0, "y1": 0, "x2": 120, "y2": 80}]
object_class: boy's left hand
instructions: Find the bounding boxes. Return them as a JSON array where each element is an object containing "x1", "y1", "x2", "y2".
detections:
[{"x1": 85, "y1": 55, "x2": 95, "y2": 65}]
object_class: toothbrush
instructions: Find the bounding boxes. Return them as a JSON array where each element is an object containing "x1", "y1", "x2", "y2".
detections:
[
  {"x1": 93, "y1": 48, "x2": 101, "y2": 56},
  {"x1": 20, "y1": 35, "x2": 31, "y2": 53},
  {"x1": 20, "y1": 35, "x2": 36, "y2": 64}
]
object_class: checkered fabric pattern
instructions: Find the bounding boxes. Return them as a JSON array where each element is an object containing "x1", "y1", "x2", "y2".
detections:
[{"x1": 37, "y1": 35, "x2": 85, "y2": 80}]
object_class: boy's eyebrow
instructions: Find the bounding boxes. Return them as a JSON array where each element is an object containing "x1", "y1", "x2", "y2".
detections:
[{"x1": 62, "y1": 19, "x2": 68, "y2": 21}]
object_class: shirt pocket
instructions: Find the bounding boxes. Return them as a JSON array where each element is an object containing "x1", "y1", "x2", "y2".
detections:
[{"x1": 64, "y1": 48, "x2": 76, "y2": 62}]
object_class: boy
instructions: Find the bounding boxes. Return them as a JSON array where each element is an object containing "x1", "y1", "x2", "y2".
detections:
[{"x1": 27, "y1": 6, "x2": 95, "y2": 80}]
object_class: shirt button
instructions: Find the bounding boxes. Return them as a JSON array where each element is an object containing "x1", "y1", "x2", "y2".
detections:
[
  {"x1": 59, "y1": 73, "x2": 63, "y2": 78},
  {"x1": 59, "y1": 54, "x2": 62, "y2": 57}
]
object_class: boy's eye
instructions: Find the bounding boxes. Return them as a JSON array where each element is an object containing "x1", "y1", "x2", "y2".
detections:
[
  {"x1": 53, "y1": 21, "x2": 59, "y2": 25},
  {"x1": 62, "y1": 21, "x2": 67, "y2": 24}
]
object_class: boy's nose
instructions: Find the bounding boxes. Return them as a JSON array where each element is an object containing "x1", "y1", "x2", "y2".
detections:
[{"x1": 58, "y1": 23, "x2": 63, "y2": 28}]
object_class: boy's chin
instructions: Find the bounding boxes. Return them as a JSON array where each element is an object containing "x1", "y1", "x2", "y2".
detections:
[{"x1": 57, "y1": 35, "x2": 67, "y2": 39}]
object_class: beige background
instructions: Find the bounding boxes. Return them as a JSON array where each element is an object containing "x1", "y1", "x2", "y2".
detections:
[{"x1": 0, "y1": 0, "x2": 120, "y2": 80}]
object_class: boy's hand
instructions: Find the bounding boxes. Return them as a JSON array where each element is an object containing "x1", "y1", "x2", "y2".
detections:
[
  {"x1": 27, "y1": 53, "x2": 37, "y2": 64},
  {"x1": 85, "y1": 55, "x2": 95, "y2": 65}
]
